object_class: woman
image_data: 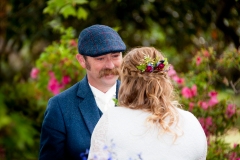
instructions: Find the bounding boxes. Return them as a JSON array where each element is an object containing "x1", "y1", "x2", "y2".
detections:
[{"x1": 88, "y1": 47, "x2": 207, "y2": 160}]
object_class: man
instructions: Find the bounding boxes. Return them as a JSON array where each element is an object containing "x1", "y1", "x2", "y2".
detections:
[{"x1": 39, "y1": 24, "x2": 126, "y2": 160}]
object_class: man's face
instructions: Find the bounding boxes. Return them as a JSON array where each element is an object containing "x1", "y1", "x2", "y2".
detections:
[{"x1": 76, "y1": 52, "x2": 122, "y2": 92}]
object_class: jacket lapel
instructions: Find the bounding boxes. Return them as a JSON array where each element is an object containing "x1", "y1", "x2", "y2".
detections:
[
  {"x1": 77, "y1": 76, "x2": 101, "y2": 134},
  {"x1": 77, "y1": 77, "x2": 121, "y2": 134},
  {"x1": 116, "y1": 79, "x2": 120, "y2": 100}
]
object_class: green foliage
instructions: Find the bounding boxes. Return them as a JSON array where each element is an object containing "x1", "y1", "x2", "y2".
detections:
[
  {"x1": 2, "y1": 0, "x2": 240, "y2": 83},
  {"x1": 207, "y1": 139, "x2": 232, "y2": 160},
  {"x1": 33, "y1": 26, "x2": 85, "y2": 100},
  {"x1": 207, "y1": 139, "x2": 240, "y2": 160},
  {"x1": 43, "y1": 0, "x2": 88, "y2": 19},
  {"x1": 0, "y1": 82, "x2": 42, "y2": 160},
  {"x1": 112, "y1": 98, "x2": 119, "y2": 106},
  {"x1": 216, "y1": 48, "x2": 240, "y2": 70}
]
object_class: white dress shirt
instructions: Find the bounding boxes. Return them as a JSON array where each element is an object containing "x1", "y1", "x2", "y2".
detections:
[{"x1": 89, "y1": 83, "x2": 116, "y2": 113}]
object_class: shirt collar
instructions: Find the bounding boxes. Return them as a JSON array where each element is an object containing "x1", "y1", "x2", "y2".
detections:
[{"x1": 89, "y1": 83, "x2": 116, "y2": 100}]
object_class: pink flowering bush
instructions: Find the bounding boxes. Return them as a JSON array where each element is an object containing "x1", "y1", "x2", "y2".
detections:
[
  {"x1": 169, "y1": 47, "x2": 240, "y2": 159},
  {"x1": 181, "y1": 85, "x2": 197, "y2": 98},
  {"x1": 30, "y1": 27, "x2": 85, "y2": 97}
]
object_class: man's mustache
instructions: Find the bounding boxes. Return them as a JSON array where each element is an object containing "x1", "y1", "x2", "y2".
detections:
[{"x1": 98, "y1": 68, "x2": 120, "y2": 78}]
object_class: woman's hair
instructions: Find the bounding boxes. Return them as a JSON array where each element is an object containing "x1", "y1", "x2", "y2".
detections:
[{"x1": 118, "y1": 46, "x2": 182, "y2": 139}]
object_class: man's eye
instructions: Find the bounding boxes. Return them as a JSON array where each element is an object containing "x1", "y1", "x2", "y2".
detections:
[
  {"x1": 96, "y1": 58, "x2": 104, "y2": 61},
  {"x1": 112, "y1": 54, "x2": 120, "y2": 58}
]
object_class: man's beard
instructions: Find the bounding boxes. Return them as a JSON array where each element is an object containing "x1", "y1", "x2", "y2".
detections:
[{"x1": 98, "y1": 68, "x2": 120, "y2": 78}]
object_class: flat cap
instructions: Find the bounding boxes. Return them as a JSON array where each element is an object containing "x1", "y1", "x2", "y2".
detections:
[{"x1": 78, "y1": 24, "x2": 126, "y2": 57}]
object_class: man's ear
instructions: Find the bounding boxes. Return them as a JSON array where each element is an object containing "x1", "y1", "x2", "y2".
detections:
[{"x1": 76, "y1": 54, "x2": 86, "y2": 69}]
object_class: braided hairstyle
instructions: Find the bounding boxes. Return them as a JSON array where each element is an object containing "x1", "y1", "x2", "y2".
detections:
[{"x1": 118, "y1": 46, "x2": 182, "y2": 139}]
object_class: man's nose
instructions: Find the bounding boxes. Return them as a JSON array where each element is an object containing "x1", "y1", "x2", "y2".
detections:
[{"x1": 105, "y1": 59, "x2": 115, "y2": 69}]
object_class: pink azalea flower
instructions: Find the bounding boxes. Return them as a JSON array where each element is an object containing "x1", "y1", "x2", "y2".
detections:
[
  {"x1": 205, "y1": 117, "x2": 213, "y2": 126},
  {"x1": 30, "y1": 68, "x2": 39, "y2": 79},
  {"x1": 191, "y1": 85, "x2": 197, "y2": 96},
  {"x1": 181, "y1": 85, "x2": 197, "y2": 98},
  {"x1": 208, "y1": 91, "x2": 218, "y2": 97},
  {"x1": 47, "y1": 76, "x2": 62, "y2": 95},
  {"x1": 172, "y1": 75, "x2": 184, "y2": 85},
  {"x1": 208, "y1": 96, "x2": 218, "y2": 106},
  {"x1": 196, "y1": 57, "x2": 202, "y2": 66},
  {"x1": 198, "y1": 117, "x2": 209, "y2": 137},
  {"x1": 208, "y1": 91, "x2": 218, "y2": 106},
  {"x1": 203, "y1": 50, "x2": 210, "y2": 57},
  {"x1": 47, "y1": 72, "x2": 65, "y2": 95},
  {"x1": 62, "y1": 75, "x2": 71, "y2": 85},
  {"x1": 199, "y1": 101, "x2": 209, "y2": 110},
  {"x1": 198, "y1": 116, "x2": 213, "y2": 137},
  {"x1": 226, "y1": 104, "x2": 236, "y2": 118},
  {"x1": 229, "y1": 152, "x2": 237, "y2": 160},
  {"x1": 70, "y1": 39, "x2": 77, "y2": 47},
  {"x1": 176, "y1": 77, "x2": 184, "y2": 85},
  {"x1": 181, "y1": 87, "x2": 192, "y2": 98},
  {"x1": 233, "y1": 143, "x2": 238, "y2": 148},
  {"x1": 168, "y1": 66, "x2": 177, "y2": 77},
  {"x1": 168, "y1": 66, "x2": 185, "y2": 85}
]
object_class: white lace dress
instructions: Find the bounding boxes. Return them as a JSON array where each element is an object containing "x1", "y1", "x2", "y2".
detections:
[{"x1": 88, "y1": 107, "x2": 207, "y2": 160}]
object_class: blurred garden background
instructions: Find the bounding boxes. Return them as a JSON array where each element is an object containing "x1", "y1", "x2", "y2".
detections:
[{"x1": 0, "y1": 0, "x2": 240, "y2": 159}]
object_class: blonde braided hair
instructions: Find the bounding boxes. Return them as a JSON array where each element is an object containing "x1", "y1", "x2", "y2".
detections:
[{"x1": 118, "y1": 47, "x2": 182, "y2": 140}]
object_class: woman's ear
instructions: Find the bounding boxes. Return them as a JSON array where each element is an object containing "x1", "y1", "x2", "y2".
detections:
[{"x1": 76, "y1": 54, "x2": 86, "y2": 69}]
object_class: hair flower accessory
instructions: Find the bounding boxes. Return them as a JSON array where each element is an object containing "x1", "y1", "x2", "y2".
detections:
[{"x1": 136, "y1": 54, "x2": 169, "y2": 73}]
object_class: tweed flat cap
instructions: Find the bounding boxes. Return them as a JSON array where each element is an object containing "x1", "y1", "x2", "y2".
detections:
[{"x1": 78, "y1": 24, "x2": 126, "y2": 57}]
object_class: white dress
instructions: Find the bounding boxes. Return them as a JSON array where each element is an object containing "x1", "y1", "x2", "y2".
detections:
[{"x1": 88, "y1": 107, "x2": 207, "y2": 160}]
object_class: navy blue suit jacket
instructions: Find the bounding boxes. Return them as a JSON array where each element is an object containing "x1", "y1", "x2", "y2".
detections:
[{"x1": 39, "y1": 76, "x2": 120, "y2": 160}]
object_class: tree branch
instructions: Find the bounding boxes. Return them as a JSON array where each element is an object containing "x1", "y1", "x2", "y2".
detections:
[{"x1": 230, "y1": 78, "x2": 240, "y2": 95}]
